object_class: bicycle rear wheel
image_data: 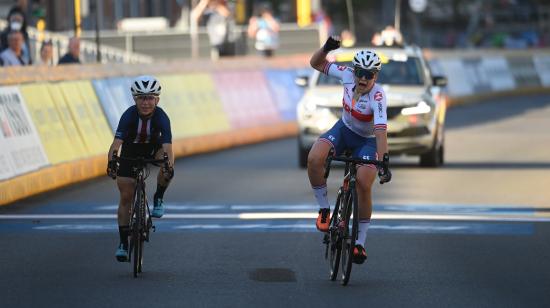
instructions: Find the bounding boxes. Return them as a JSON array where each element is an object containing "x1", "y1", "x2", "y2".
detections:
[
  {"x1": 340, "y1": 187, "x2": 358, "y2": 285},
  {"x1": 328, "y1": 189, "x2": 344, "y2": 281}
]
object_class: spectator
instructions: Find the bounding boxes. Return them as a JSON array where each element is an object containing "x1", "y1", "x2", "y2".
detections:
[
  {"x1": 191, "y1": 0, "x2": 237, "y2": 59},
  {"x1": 380, "y1": 25, "x2": 403, "y2": 47},
  {"x1": 313, "y1": 8, "x2": 334, "y2": 46},
  {"x1": 371, "y1": 31, "x2": 382, "y2": 46},
  {"x1": 247, "y1": 4, "x2": 280, "y2": 57},
  {"x1": 58, "y1": 37, "x2": 81, "y2": 65},
  {"x1": 0, "y1": 6, "x2": 32, "y2": 64},
  {"x1": 36, "y1": 40, "x2": 53, "y2": 66},
  {"x1": 0, "y1": 30, "x2": 29, "y2": 66},
  {"x1": 340, "y1": 29, "x2": 356, "y2": 48}
]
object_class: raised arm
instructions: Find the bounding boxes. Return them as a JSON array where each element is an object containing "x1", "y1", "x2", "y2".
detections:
[
  {"x1": 191, "y1": 0, "x2": 210, "y2": 23},
  {"x1": 310, "y1": 36, "x2": 340, "y2": 72}
]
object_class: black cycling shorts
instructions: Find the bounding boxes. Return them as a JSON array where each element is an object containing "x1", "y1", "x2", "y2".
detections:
[{"x1": 117, "y1": 143, "x2": 161, "y2": 178}]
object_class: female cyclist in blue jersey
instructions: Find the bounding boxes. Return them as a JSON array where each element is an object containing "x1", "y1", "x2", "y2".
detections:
[
  {"x1": 106, "y1": 75, "x2": 175, "y2": 262},
  {"x1": 308, "y1": 37, "x2": 392, "y2": 264}
]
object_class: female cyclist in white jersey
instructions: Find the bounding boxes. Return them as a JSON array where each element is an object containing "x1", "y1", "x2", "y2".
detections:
[{"x1": 308, "y1": 36, "x2": 392, "y2": 264}]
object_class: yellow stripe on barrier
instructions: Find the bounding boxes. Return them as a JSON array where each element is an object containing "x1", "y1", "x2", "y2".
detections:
[{"x1": 19, "y1": 83, "x2": 80, "y2": 164}]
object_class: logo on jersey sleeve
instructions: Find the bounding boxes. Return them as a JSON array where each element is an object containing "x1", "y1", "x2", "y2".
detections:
[
  {"x1": 337, "y1": 65, "x2": 346, "y2": 71},
  {"x1": 374, "y1": 91, "x2": 383, "y2": 101}
]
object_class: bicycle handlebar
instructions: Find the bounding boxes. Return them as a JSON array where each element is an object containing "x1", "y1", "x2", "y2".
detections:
[
  {"x1": 111, "y1": 152, "x2": 169, "y2": 168},
  {"x1": 323, "y1": 148, "x2": 389, "y2": 180}
]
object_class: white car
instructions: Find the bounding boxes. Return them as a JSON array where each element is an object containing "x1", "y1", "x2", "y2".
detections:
[{"x1": 296, "y1": 45, "x2": 448, "y2": 168}]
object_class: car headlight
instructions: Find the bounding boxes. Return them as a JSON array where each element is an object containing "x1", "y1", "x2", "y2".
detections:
[{"x1": 401, "y1": 101, "x2": 431, "y2": 116}]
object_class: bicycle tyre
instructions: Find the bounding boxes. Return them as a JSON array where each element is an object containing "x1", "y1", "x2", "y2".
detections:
[
  {"x1": 137, "y1": 188, "x2": 146, "y2": 274},
  {"x1": 341, "y1": 187, "x2": 358, "y2": 285},
  {"x1": 132, "y1": 183, "x2": 144, "y2": 278},
  {"x1": 328, "y1": 189, "x2": 344, "y2": 281}
]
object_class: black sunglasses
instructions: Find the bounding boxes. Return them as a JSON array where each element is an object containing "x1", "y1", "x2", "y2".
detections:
[{"x1": 354, "y1": 68, "x2": 376, "y2": 80}]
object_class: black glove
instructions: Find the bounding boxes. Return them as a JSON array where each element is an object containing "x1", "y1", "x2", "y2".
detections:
[
  {"x1": 323, "y1": 36, "x2": 341, "y2": 53},
  {"x1": 378, "y1": 168, "x2": 392, "y2": 184},
  {"x1": 378, "y1": 153, "x2": 391, "y2": 184},
  {"x1": 107, "y1": 160, "x2": 118, "y2": 179}
]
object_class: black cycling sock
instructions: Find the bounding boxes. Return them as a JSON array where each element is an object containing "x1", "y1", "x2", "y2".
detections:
[
  {"x1": 154, "y1": 184, "x2": 168, "y2": 200},
  {"x1": 119, "y1": 225, "x2": 130, "y2": 248}
]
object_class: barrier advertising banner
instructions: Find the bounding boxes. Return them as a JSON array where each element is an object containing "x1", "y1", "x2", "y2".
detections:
[
  {"x1": 533, "y1": 55, "x2": 550, "y2": 87},
  {"x1": 92, "y1": 77, "x2": 134, "y2": 132},
  {"x1": 58, "y1": 82, "x2": 106, "y2": 156},
  {"x1": 75, "y1": 81, "x2": 114, "y2": 148},
  {"x1": 46, "y1": 84, "x2": 89, "y2": 158},
  {"x1": 20, "y1": 83, "x2": 80, "y2": 164},
  {"x1": 264, "y1": 69, "x2": 304, "y2": 121},
  {"x1": 213, "y1": 71, "x2": 280, "y2": 128},
  {"x1": 158, "y1": 74, "x2": 230, "y2": 139},
  {"x1": 0, "y1": 86, "x2": 48, "y2": 180}
]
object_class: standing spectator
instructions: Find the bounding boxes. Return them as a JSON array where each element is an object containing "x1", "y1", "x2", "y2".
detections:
[
  {"x1": 58, "y1": 37, "x2": 81, "y2": 65},
  {"x1": 191, "y1": 0, "x2": 237, "y2": 59},
  {"x1": 247, "y1": 4, "x2": 280, "y2": 57},
  {"x1": 340, "y1": 29, "x2": 356, "y2": 48},
  {"x1": 36, "y1": 40, "x2": 53, "y2": 66},
  {"x1": 380, "y1": 25, "x2": 403, "y2": 47},
  {"x1": 0, "y1": 6, "x2": 32, "y2": 64},
  {"x1": 0, "y1": 31, "x2": 29, "y2": 66}
]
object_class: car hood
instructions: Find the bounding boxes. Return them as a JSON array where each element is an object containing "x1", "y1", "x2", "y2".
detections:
[{"x1": 303, "y1": 85, "x2": 426, "y2": 107}]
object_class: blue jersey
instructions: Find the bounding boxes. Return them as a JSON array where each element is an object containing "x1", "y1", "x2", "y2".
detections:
[{"x1": 115, "y1": 106, "x2": 172, "y2": 145}]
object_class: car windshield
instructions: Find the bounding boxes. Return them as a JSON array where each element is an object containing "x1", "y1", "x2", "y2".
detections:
[{"x1": 317, "y1": 57, "x2": 425, "y2": 86}]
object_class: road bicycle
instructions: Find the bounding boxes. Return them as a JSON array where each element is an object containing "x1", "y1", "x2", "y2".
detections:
[
  {"x1": 112, "y1": 152, "x2": 170, "y2": 278},
  {"x1": 323, "y1": 149, "x2": 388, "y2": 285}
]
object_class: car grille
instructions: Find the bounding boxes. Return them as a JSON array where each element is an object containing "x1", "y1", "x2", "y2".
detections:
[
  {"x1": 388, "y1": 126, "x2": 430, "y2": 137},
  {"x1": 387, "y1": 106, "x2": 402, "y2": 119}
]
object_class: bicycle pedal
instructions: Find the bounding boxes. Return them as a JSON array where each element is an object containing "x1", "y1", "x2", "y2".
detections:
[
  {"x1": 152, "y1": 225, "x2": 156, "y2": 232},
  {"x1": 323, "y1": 234, "x2": 329, "y2": 244}
]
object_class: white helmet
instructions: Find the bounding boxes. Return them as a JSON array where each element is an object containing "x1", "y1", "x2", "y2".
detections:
[
  {"x1": 353, "y1": 50, "x2": 382, "y2": 71},
  {"x1": 131, "y1": 75, "x2": 161, "y2": 96}
]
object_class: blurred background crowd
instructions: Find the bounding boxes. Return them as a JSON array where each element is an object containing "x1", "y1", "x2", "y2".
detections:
[{"x1": 0, "y1": 0, "x2": 549, "y2": 65}]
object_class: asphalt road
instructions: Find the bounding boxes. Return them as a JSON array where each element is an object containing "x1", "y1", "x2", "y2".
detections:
[{"x1": 1, "y1": 94, "x2": 550, "y2": 307}]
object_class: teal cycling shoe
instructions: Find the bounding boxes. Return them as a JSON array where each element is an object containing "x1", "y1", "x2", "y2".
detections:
[
  {"x1": 151, "y1": 198, "x2": 164, "y2": 218},
  {"x1": 115, "y1": 243, "x2": 128, "y2": 262}
]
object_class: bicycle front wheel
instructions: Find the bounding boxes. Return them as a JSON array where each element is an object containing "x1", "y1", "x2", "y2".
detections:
[
  {"x1": 340, "y1": 187, "x2": 358, "y2": 286},
  {"x1": 328, "y1": 188, "x2": 344, "y2": 281},
  {"x1": 132, "y1": 184, "x2": 145, "y2": 278}
]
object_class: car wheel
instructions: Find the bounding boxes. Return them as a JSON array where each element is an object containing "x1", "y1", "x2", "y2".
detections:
[
  {"x1": 420, "y1": 127, "x2": 444, "y2": 168},
  {"x1": 298, "y1": 139, "x2": 309, "y2": 169}
]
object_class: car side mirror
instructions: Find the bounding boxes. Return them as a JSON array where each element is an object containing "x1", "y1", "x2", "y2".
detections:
[
  {"x1": 295, "y1": 76, "x2": 309, "y2": 87},
  {"x1": 432, "y1": 76, "x2": 447, "y2": 87}
]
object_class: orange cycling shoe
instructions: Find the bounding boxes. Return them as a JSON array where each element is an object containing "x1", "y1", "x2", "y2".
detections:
[
  {"x1": 316, "y1": 208, "x2": 330, "y2": 232},
  {"x1": 353, "y1": 244, "x2": 367, "y2": 264}
]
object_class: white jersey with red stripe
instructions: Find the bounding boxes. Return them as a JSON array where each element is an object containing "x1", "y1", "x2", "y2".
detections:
[{"x1": 322, "y1": 62, "x2": 388, "y2": 138}]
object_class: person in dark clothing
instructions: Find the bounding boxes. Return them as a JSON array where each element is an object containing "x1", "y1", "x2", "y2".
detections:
[
  {"x1": 0, "y1": 6, "x2": 32, "y2": 64},
  {"x1": 58, "y1": 37, "x2": 81, "y2": 65}
]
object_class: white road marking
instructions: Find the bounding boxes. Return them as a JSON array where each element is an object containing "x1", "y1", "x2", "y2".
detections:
[{"x1": 2, "y1": 212, "x2": 550, "y2": 222}]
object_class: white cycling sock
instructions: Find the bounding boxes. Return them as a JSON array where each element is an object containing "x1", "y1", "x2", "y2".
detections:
[
  {"x1": 355, "y1": 219, "x2": 370, "y2": 246},
  {"x1": 312, "y1": 184, "x2": 330, "y2": 209}
]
